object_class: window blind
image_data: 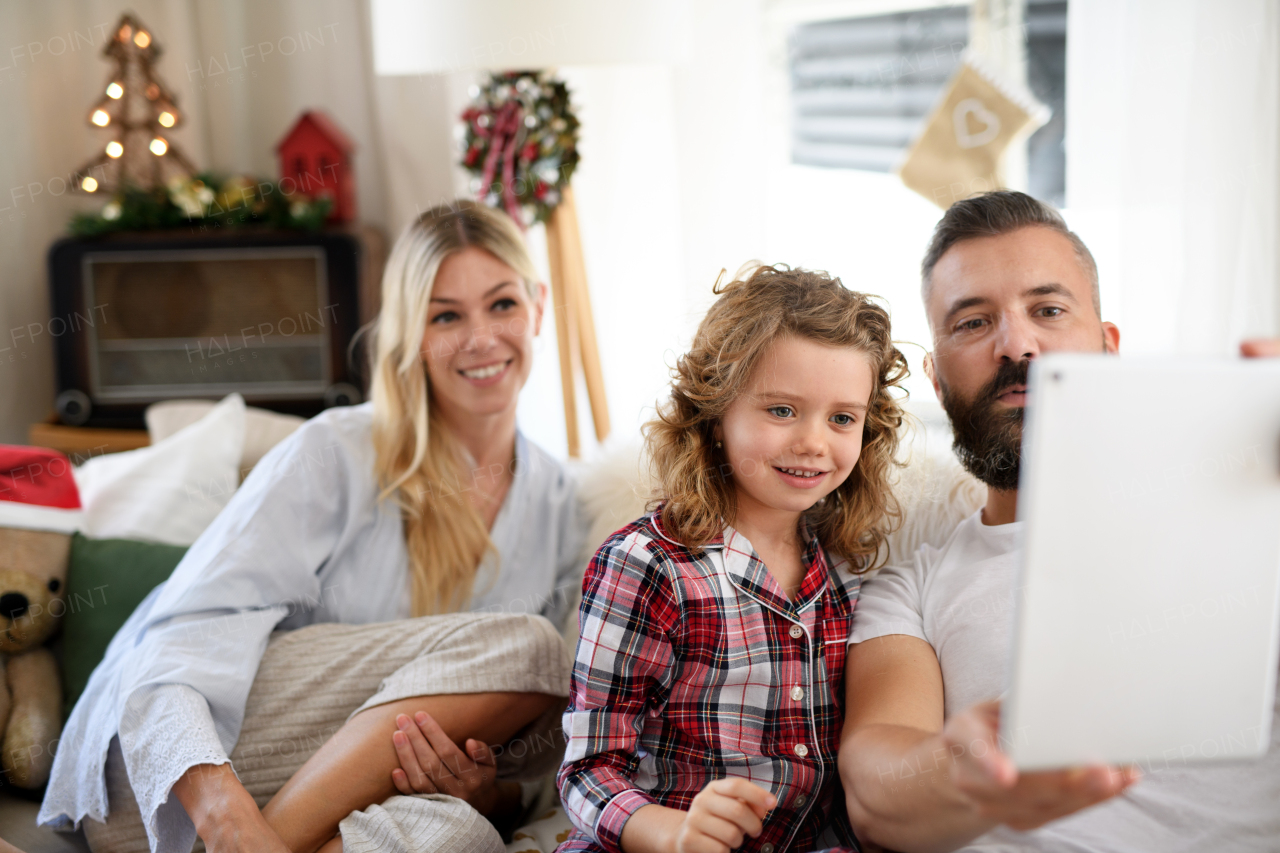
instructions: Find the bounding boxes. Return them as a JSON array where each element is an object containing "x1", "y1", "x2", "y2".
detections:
[{"x1": 789, "y1": 1, "x2": 1066, "y2": 203}]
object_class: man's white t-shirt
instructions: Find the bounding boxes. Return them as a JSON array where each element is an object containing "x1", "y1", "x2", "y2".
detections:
[{"x1": 848, "y1": 510, "x2": 1280, "y2": 852}]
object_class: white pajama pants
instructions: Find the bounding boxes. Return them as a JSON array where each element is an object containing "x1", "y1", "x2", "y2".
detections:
[{"x1": 84, "y1": 613, "x2": 571, "y2": 853}]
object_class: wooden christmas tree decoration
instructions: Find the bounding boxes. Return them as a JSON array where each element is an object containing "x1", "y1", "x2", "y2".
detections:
[{"x1": 73, "y1": 13, "x2": 197, "y2": 195}]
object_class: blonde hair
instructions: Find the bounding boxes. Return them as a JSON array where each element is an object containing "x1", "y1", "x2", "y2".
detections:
[
  {"x1": 370, "y1": 200, "x2": 539, "y2": 615},
  {"x1": 644, "y1": 264, "x2": 908, "y2": 571}
]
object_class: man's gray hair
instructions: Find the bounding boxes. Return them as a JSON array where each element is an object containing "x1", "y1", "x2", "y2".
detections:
[{"x1": 920, "y1": 190, "x2": 1100, "y2": 315}]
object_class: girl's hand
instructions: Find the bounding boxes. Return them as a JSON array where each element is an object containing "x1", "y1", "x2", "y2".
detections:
[
  {"x1": 673, "y1": 778, "x2": 775, "y2": 853},
  {"x1": 390, "y1": 710, "x2": 505, "y2": 814}
]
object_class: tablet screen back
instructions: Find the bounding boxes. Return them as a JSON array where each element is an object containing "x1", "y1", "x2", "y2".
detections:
[{"x1": 1004, "y1": 355, "x2": 1280, "y2": 770}]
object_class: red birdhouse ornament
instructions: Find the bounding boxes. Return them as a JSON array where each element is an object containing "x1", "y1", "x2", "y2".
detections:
[{"x1": 276, "y1": 111, "x2": 356, "y2": 223}]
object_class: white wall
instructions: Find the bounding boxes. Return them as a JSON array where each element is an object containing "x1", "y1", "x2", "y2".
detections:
[
  {"x1": 14, "y1": 0, "x2": 1267, "y2": 458},
  {"x1": 0, "y1": 0, "x2": 954, "y2": 453},
  {"x1": 518, "y1": 0, "x2": 951, "y2": 459},
  {"x1": 0, "y1": 0, "x2": 399, "y2": 444},
  {"x1": 1066, "y1": 0, "x2": 1279, "y2": 354}
]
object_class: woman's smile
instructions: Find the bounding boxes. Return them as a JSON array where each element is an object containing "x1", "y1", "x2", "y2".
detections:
[{"x1": 457, "y1": 359, "x2": 513, "y2": 386}]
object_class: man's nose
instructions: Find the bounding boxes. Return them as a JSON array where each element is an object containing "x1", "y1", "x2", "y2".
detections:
[{"x1": 994, "y1": 315, "x2": 1040, "y2": 363}]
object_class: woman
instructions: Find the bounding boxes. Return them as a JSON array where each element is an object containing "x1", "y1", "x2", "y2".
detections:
[{"x1": 40, "y1": 201, "x2": 587, "y2": 853}]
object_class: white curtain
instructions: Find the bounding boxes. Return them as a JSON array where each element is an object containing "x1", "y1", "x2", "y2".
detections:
[
  {"x1": 1066, "y1": 0, "x2": 1280, "y2": 354},
  {"x1": 0, "y1": 0, "x2": 470, "y2": 444}
]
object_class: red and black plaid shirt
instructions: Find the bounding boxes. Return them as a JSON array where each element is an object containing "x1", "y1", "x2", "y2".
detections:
[{"x1": 556, "y1": 510, "x2": 861, "y2": 853}]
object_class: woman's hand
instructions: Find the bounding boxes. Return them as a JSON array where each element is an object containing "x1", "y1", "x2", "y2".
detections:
[{"x1": 390, "y1": 710, "x2": 511, "y2": 816}]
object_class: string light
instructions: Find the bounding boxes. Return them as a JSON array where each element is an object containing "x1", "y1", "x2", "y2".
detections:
[{"x1": 74, "y1": 15, "x2": 195, "y2": 197}]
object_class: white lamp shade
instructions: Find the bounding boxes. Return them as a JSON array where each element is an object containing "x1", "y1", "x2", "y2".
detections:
[{"x1": 371, "y1": 0, "x2": 690, "y2": 75}]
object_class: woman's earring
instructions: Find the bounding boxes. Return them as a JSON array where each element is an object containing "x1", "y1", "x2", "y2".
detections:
[{"x1": 714, "y1": 440, "x2": 722, "y2": 449}]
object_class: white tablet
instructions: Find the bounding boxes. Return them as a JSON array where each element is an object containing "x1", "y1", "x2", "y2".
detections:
[{"x1": 1002, "y1": 354, "x2": 1280, "y2": 770}]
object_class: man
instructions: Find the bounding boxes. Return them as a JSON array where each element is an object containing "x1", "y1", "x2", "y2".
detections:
[{"x1": 838, "y1": 191, "x2": 1280, "y2": 852}]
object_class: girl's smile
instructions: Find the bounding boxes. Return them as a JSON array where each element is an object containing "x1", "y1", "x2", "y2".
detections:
[{"x1": 773, "y1": 465, "x2": 830, "y2": 488}]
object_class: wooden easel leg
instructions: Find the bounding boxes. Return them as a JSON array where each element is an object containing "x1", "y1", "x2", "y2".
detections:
[
  {"x1": 557, "y1": 186, "x2": 611, "y2": 444},
  {"x1": 545, "y1": 202, "x2": 581, "y2": 457}
]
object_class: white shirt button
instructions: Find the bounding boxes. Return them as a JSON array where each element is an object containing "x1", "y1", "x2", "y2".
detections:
[
  {"x1": 795, "y1": 794, "x2": 807, "y2": 807},
  {"x1": 761, "y1": 845, "x2": 775, "y2": 853},
  {"x1": 791, "y1": 685, "x2": 804, "y2": 701},
  {"x1": 789, "y1": 624, "x2": 803, "y2": 639},
  {"x1": 793, "y1": 743, "x2": 808, "y2": 758}
]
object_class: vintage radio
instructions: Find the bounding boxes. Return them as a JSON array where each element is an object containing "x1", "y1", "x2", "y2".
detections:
[{"x1": 48, "y1": 230, "x2": 365, "y2": 428}]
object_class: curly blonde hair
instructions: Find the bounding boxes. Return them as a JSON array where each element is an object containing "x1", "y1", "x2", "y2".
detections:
[{"x1": 644, "y1": 264, "x2": 908, "y2": 571}]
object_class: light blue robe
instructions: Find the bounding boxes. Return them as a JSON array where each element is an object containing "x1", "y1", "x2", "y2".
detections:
[{"x1": 40, "y1": 402, "x2": 586, "y2": 850}]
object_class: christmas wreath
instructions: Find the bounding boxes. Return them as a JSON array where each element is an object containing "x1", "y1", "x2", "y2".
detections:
[{"x1": 459, "y1": 71, "x2": 580, "y2": 227}]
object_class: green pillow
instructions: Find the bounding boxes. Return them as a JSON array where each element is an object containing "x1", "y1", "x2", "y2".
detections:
[{"x1": 61, "y1": 533, "x2": 188, "y2": 718}]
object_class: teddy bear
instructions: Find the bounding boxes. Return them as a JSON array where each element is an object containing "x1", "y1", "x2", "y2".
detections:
[{"x1": 0, "y1": 445, "x2": 81, "y2": 791}]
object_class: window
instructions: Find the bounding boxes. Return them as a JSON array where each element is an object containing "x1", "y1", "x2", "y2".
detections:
[
  {"x1": 789, "y1": 1, "x2": 1067, "y2": 204},
  {"x1": 1025, "y1": 1, "x2": 1067, "y2": 205}
]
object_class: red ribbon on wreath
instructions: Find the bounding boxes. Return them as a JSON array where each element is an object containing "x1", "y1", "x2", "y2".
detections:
[{"x1": 474, "y1": 100, "x2": 526, "y2": 228}]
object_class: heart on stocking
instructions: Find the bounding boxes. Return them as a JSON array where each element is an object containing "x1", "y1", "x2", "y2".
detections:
[
  {"x1": 898, "y1": 57, "x2": 1049, "y2": 207},
  {"x1": 953, "y1": 97, "x2": 1002, "y2": 148}
]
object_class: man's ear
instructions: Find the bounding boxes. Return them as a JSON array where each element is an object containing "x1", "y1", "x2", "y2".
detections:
[
  {"x1": 1102, "y1": 321, "x2": 1120, "y2": 354},
  {"x1": 532, "y1": 281, "x2": 549, "y2": 336},
  {"x1": 923, "y1": 352, "x2": 943, "y2": 402}
]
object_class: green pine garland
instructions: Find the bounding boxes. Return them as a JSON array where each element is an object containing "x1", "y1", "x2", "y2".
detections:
[{"x1": 69, "y1": 172, "x2": 331, "y2": 237}]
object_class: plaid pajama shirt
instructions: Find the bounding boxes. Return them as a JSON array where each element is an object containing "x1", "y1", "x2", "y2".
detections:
[{"x1": 556, "y1": 509, "x2": 861, "y2": 853}]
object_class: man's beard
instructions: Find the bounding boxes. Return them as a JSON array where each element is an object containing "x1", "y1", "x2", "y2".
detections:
[{"x1": 940, "y1": 360, "x2": 1029, "y2": 491}]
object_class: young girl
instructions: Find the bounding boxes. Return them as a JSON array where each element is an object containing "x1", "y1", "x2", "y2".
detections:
[{"x1": 556, "y1": 265, "x2": 907, "y2": 853}]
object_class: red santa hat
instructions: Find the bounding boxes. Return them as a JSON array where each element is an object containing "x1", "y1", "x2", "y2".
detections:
[{"x1": 0, "y1": 446, "x2": 82, "y2": 533}]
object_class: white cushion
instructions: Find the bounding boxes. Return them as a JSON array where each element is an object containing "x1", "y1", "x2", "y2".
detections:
[
  {"x1": 571, "y1": 438, "x2": 984, "y2": 578},
  {"x1": 74, "y1": 394, "x2": 246, "y2": 546},
  {"x1": 881, "y1": 448, "x2": 985, "y2": 566},
  {"x1": 146, "y1": 399, "x2": 305, "y2": 472}
]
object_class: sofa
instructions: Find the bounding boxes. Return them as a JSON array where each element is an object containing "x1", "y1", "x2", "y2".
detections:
[{"x1": 0, "y1": 396, "x2": 979, "y2": 853}]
